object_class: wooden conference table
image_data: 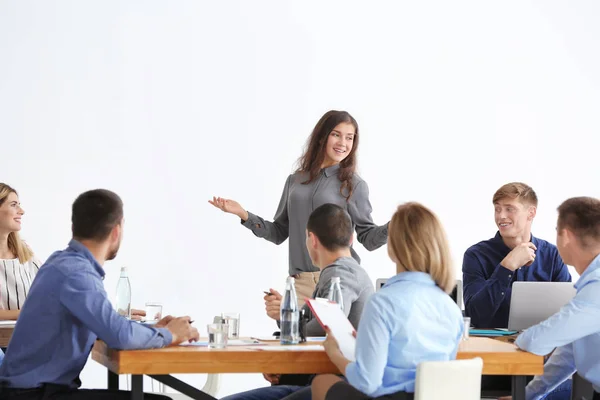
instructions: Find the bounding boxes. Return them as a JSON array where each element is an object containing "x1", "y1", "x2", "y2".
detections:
[
  {"x1": 0, "y1": 322, "x2": 13, "y2": 348},
  {"x1": 89, "y1": 336, "x2": 542, "y2": 400}
]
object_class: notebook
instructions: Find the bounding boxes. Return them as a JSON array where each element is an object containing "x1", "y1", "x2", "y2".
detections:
[{"x1": 305, "y1": 298, "x2": 356, "y2": 361}]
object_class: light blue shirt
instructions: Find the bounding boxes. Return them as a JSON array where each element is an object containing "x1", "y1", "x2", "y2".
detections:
[
  {"x1": 345, "y1": 271, "x2": 464, "y2": 397},
  {"x1": 0, "y1": 240, "x2": 172, "y2": 389},
  {"x1": 516, "y1": 253, "x2": 600, "y2": 400}
]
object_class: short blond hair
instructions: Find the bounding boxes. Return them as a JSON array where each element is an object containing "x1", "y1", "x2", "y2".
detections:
[
  {"x1": 493, "y1": 182, "x2": 538, "y2": 207},
  {"x1": 388, "y1": 202, "x2": 455, "y2": 294}
]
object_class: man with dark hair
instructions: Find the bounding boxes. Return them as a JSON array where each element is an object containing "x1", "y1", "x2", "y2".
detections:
[
  {"x1": 221, "y1": 203, "x2": 374, "y2": 400},
  {"x1": 0, "y1": 189, "x2": 198, "y2": 399},
  {"x1": 517, "y1": 197, "x2": 600, "y2": 400}
]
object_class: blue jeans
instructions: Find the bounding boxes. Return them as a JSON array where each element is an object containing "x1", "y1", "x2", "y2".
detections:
[
  {"x1": 543, "y1": 379, "x2": 572, "y2": 400},
  {"x1": 221, "y1": 385, "x2": 311, "y2": 400}
]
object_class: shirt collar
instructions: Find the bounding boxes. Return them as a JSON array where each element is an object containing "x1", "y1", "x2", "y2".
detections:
[
  {"x1": 323, "y1": 164, "x2": 341, "y2": 177},
  {"x1": 574, "y1": 253, "x2": 600, "y2": 290},
  {"x1": 68, "y1": 239, "x2": 105, "y2": 279},
  {"x1": 493, "y1": 231, "x2": 539, "y2": 250},
  {"x1": 383, "y1": 271, "x2": 437, "y2": 288}
]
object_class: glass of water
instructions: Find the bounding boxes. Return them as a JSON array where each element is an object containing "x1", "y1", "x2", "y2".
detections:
[
  {"x1": 207, "y1": 323, "x2": 229, "y2": 349},
  {"x1": 463, "y1": 317, "x2": 471, "y2": 341},
  {"x1": 145, "y1": 302, "x2": 163, "y2": 323},
  {"x1": 221, "y1": 312, "x2": 240, "y2": 339}
]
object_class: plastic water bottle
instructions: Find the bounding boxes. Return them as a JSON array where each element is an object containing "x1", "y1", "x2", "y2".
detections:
[
  {"x1": 115, "y1": 267, "x2": 131, "y2": 318},
  {"x1": 328, "y1": 277, "x2": 344, "y2": 312},
  {"x1": 280, "y1": 277, "x2": 300, "y2": 345}
]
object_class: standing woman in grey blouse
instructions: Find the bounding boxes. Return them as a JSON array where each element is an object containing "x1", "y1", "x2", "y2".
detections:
[
  {"x1": 0, "y1": 183, "x2": 41, "y2": 321},
  {"x1": 210, "y1": 110, "x2": 388, "y2": 306}
]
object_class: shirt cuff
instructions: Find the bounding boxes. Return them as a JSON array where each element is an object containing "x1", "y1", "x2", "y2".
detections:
[
  {"x1": 156, "y1": 327, "x2": 173, "y2": 346},
  {"x1": 241, "y1": 212, "x2": 260, "y2": 229},
  {"x1": 491, "y1": 263, "x2": 514, "y2": 289}
]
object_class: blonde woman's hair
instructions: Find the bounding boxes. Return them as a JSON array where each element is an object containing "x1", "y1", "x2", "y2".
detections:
[
  {"x1": 387, "y1": 202, "x2": 455, "y2": 294},
  {"x1": 0, "y1": 183, "x2": 34, "y2": 263}
]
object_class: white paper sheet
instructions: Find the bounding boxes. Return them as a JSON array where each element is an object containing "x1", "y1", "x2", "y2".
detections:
[
  {"x1": 179, "y1": 339, "x2": 261, "y2": 347},
  {"x1": 255, "y1": 345, "x2": 324, "y2": 351},
  {"x1": 306, "y1": 298, "x2": 356, "y2": 361}
]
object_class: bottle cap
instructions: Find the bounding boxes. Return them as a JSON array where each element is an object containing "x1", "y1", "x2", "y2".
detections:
[{"x1": 120, "y1": 266, "x2": 127, "y2": 272}]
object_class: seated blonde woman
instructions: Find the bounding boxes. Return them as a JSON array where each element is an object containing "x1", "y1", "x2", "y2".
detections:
[
  {"x1": 311, "y1": 202, "x2": 464, "y2": 400},
  {"x1": 0, "y1": 183, "x2": 42, "y2": 363},
  {"x1": 0, "y1": 183, "x2": 41, "y2": 321}
]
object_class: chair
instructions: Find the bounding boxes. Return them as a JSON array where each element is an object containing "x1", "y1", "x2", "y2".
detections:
[
  {"x1": 157, "y1": 373, "x2": 221, "y2": 399},
  {"x1": 146, "y1": 316, "x2": 224, "y2": 399},
  {"x1": 451, "y1": 279, "x2": 463, "y2": 310},
  {"x1": 376, "y1": 278, "x2": 464, "y2": 310},
  {"x1": 414, "y1": 357, "x2": 483, "y2": 400}
]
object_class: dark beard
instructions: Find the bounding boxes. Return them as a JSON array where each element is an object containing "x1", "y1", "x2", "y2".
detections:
[{"x1": 107, "y1": 246, "x2": 119, "y2": 261}]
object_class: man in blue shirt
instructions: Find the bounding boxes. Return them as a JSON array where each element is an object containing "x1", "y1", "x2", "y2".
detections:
[
  {"x1": 462, "y1": 182, "x2": 571, "y2": 329},
  {"x1": 462, "y1": 182, "x2": 572, "y2": 399},
  {"x1": 0, "y1": 189, "x2": 199, "y2": 399},
  {"x1": 516, "y1": 197, "x2": 600, "y2": 400}
]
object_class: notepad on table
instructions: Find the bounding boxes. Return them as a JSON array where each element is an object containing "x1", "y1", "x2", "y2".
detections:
[
  {"x1": 179, "y1": 339, "x2": 261, "y2": 347},
  {"x1": 469, "y1": 329, "x2": 518, "y2": 337},
  {"x1": 255, "y1": 345, "x2": 324, "y2": 351}
]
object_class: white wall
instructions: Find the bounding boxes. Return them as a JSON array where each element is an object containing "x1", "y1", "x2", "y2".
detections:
[{"x1": 1, "y1": 0, "x2": 600, "y2": 396}]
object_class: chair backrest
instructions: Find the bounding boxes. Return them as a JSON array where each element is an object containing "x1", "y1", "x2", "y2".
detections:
[
  {"x1": 450, "y1": 279, "x2": 463, "y2": 310},
  {"x1": 414, "y1": 357, "x2": 483, "y2": 400},
  {"x1": 376, "y1": 278, "x2": 463, "y2": 310}
]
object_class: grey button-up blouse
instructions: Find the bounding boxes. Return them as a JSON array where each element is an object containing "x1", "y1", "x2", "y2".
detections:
[{"x1": 242, "y1": 164, "x2": 388, "y2": 275}]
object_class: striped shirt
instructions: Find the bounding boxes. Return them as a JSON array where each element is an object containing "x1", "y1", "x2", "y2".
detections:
[{"x1": 0, "y1": 258, "x2": 41, "y2": 310}]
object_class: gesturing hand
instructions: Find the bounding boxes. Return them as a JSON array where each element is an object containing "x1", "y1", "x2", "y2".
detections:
[{"x1": 209, "y1": 197, "x2": 248, "y2": 221}]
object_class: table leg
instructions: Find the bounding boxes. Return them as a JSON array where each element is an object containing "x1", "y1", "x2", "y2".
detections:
[
  {"x1": 108, "y1": 370, "x2": 119, "y2": 390},
  {"x1": 149, "y1": 374, "x2": 217, "y2": 400},
  {"x1": 131, "y1": 375, "x2": 144, "y2": 400},
  {"x1": 512, "y1": 375, "x2": 527, "y2": 400}
]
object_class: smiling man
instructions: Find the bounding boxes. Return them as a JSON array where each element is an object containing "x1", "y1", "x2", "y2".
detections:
[{"x1": 462, "y1": 182, "x2": 571, "y2": 329}]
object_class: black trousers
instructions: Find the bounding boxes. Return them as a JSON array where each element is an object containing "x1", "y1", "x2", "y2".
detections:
[
  {"x1": 0, "y1": 384, "x2": 171, "y2": 399},
  {"x1": 593, "y1": 390, "x2": 600, "y2": 400},
  {"x1": 326, "y1": 381, "x2": 413, "y2": 400}
]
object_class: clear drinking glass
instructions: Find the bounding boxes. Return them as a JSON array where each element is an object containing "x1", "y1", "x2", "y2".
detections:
[
  {"x1": 144, "y1": 302, "x2": 163, "y2": 323},
  {"x1": 221, "y1": 312, "x2": 240, "y2": 339},
  {"x1": 207, "y1": 323, "x2": 229, "y2": 348},
  {"x1": 463, "y1": 317, "x2": 471, "y2": 341}
]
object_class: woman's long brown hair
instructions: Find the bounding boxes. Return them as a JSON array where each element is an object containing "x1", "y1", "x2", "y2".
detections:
[{"x1": 296, "y1": 110, "x2": 359, "y2": 201}]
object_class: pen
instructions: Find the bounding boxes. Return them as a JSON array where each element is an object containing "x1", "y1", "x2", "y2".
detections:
[{"x1": 264, "y1": 291, "x2": 274, "y2": 296}]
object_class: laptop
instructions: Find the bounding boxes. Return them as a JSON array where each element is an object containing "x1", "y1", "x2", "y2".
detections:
[{"x1": 508, "y1": 282, "x2": 576, "y2": 331}]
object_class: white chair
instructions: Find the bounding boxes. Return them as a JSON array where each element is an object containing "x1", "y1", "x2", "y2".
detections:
[
  {"x1": 128, "y1": 374, "x2": 221, "y2": 399},
  {"x1": 144, "y1": 314, "x2": 225, "y2": 398},
  {"x1": 156, "y1": 373, "x2": 221, "y2": 399},
  {"x1": 414, "y1": 357, "x2": 483, "y2": 400}
]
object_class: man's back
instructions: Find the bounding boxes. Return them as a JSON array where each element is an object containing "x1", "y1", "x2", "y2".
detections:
[
  {"x1": 303, "y1": 256, "x2": 374, "y2": 336},
  {"x1": 0, "y1": 240, "x2": 172, "y2": 389}
]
